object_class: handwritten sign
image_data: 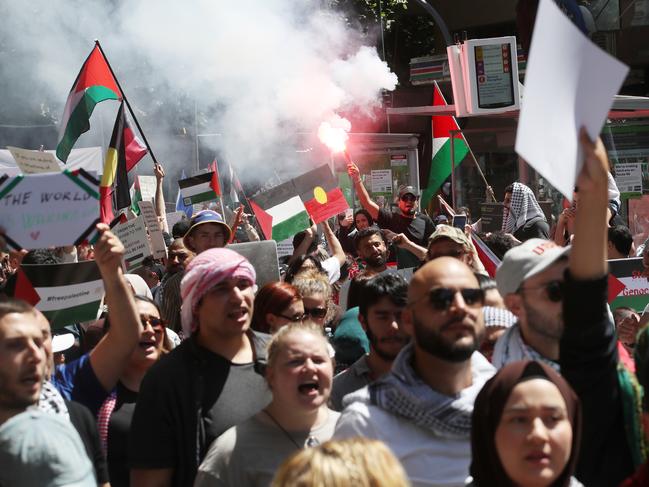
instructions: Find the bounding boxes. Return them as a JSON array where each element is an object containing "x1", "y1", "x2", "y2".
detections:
[
  {"x1": 138, "y1": 200, "x2": 167, "y2": 259},
  {"x1": 7, "y1": 146, "x2": 62, "y2": 174},
  {"x1": 112, "y1": 216, "x2": 152, "y2": 270},
  {"x1": 165, "y1": 211, "x2": 186, "y2": 231},
  {"x1": 137, "y1": 175, "x2": 157, "y2": 201},
  {"x1": 0, "y1": 171, "x2": 99, "y2": 250}
]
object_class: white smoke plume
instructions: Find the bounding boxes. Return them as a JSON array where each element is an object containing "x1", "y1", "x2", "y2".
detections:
[{"x1": 0, "y1": 0, "x2": 397, "y2": 186}]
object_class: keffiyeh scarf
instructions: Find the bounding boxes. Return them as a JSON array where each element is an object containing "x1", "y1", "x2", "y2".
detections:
[
  {"x1": 491, "y1": 323, "x2": 560, "y2": 371},
  {"x1": 368, "y1": 342, "x2": 494, "y2": 438},
  {"x1": 502, "y1": 182, "x2": 546, "y2": 234}
]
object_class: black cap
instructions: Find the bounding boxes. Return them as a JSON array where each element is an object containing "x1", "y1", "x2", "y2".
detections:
[{"x1": 398, "y1": 185, "x2": 419, "y2": 199}]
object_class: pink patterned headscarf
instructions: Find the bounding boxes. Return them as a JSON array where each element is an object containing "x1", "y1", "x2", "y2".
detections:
[{"x1": 180, "y1": 248, "x2": 256, "y2": 336}]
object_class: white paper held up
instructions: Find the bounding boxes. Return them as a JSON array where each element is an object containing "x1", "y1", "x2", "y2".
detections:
[{"x1": 515, "y1": 0, "x2": 629, "y2": 200}]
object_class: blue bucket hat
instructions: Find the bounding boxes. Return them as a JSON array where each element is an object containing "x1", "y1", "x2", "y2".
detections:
[{"x1": 183, "y1": 210, "x2": 232, "y2": 248}]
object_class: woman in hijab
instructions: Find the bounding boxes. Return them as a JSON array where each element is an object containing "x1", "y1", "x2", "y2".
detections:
[
  {"x1": 502, "y1": 182, "x2": 550, "y2": 241},
  {"x1": 470, "y1": 360, "x2": 582, "y2": 487}
]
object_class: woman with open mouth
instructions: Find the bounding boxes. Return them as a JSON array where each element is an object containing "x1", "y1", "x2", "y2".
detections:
[
  {"x1": 469, "y1": 360, "x2": 582, "y2": 487},
  {"x1": 97, "y1": 296, "x2": 172, "y2": 487},
  {"x1": 195, "y1": 322, "x2": 339, "y2": 487}
]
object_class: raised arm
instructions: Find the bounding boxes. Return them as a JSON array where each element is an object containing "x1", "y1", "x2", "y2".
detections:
[
  {"x1": 289, "y1": 224, "x2": 317, "y2": 265},
  {"x1": 571, "y1": 129, "x2": 609, "y2": 279},
  {"x1": 154, "y1": 164, "x2": 169, "y2": 234},
  {"x1": 321, "y1": 219, "x2": 346, "y2": 267},
  {"x1": 89, "y1": 224, "x2": 143, "y2": 392},
  {"x1": 347, "y1": 161, "x2": 379, "y2": 221}
]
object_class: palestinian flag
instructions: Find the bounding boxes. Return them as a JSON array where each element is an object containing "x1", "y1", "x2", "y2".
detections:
[
  {"x1": 209, "y1": 160, "x2": 222, "y2": 196},
  {"x1": 608, "y1": 258, "x2": 649, "y2": 311},
  {"x1": 57, "y1": 45, "x2": 122, "y2": 163},
  {"x1": 294, "y1": 164, "x2": 349, "y2": 224},
  {"x1": 421, "y1": 81, "x2": 470, "y2": 208},
  {"x1": 14, "y1": 261, "x2": 104, "y2": 330},
  {"x1": 250, "y1": 181, "x2": 310, "y2": 242},
  {"x1": 178, "y1": 172, "x2": 219, "y2": 206},
  {"x1": 100, "y1": 103, "x2": 131, "y2": 223},
  {"x1": 130, "y1": 181, "x2": 142, "y2": 215},
  {"x1": 471, "y1": 233, "x2": 501, "y2": 278}
]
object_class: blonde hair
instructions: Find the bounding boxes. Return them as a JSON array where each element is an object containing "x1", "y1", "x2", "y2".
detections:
[
  {"x1": 292, "y1": 269, "x2": 332, "y2": 301},
  {"x1": 271, "y1": 437, "x2": 410, "y2": 487},
  {"x1": 266, "y1": 321, "x2": 331, "y2": 370}
]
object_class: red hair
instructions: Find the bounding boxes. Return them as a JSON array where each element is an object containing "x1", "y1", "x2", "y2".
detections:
[{"x1": 251, "y1": 281, "x2": 302, "y2": 334}]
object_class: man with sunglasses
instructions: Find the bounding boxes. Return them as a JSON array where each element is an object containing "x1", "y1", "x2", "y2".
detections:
[
  {"x1": 492, "y1": 238, "x2": 569, "y2": 369},
  {"x1": 348, "y1": 162, "x2": 434, "y2": 269},
  {"x1": 335, "y1": 257, "x2": 495, "y2": 485}
]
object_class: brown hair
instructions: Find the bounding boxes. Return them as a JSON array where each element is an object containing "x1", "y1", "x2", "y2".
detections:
[
  {"x1": 272, "y1": 437, "x2": 410, "y2": 487},
  {"x1": 251, "y1": 281, "x2": 302, "y2": 334}
]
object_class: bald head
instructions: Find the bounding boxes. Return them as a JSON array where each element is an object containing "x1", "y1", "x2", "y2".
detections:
[{"x1": 408, "y1": 257, "x2": 479, "y2": 304}]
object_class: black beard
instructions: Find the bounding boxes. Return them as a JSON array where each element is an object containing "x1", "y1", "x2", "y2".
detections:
[
  {"x1": 366, "y1": 326, "x2": 408, "y2": 361},
  {"x1": 411, "y1": 312, "x2": 482, "y2": 363},
  {"x1": 365, "y1": 253, "x2": 386, "y2": 269}
]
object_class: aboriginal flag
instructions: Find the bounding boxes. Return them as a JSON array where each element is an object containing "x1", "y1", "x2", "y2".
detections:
[{"x1": 293, "y1": 164, "x2": 349, "y2": 224}]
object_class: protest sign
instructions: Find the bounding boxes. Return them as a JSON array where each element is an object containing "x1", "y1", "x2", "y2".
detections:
[
  {"x1": 515, "y1": 0, "x2": 629, "y2": 200},
  {"x1": 112, "y1": 216, "x2": 152, "y2": 270},
  {"x1": 0, "y1": 170, "x2": 99, "y2": 250},
  {"x1": 228, "y1": 241, "x2": 279, "y2": 286},
  {"x1": 138, "y1": 200, "x2": 167, "y2": 259},
  {"x1": 613, "y1": 163, "x2": 643, "y2": 198},
  {"x1": 14, "y1": 260, "x2": 104, "y2": 329},
  {"x1": 165, "y1": 211, "x2": 185, "y2": 231},
  {"x1": 136, "y1": 175, "x2": 157, "y2": 201},
  {"x1": 608, "y1": 257, "x2": 649, "y2": 312},
  {"x1": 7, "y1": 146, "x2": 61, "y2": 174}
]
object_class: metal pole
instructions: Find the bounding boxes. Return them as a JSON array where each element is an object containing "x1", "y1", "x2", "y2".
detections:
[
  {"x1": 451, "y1": 135, "x2": 456, "y2": 210},
  {"x1": 411, "y1": 0, "x2": 453, "y2": 46},
  {"x1": 194, "y1": 100, "x2": 200, "y2": 173}
]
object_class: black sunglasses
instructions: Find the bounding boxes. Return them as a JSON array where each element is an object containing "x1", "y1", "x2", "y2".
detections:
[
  {"x1": 141, "y1": 316, "x2": 166, "y2": 329},
  {"x1": 304, "y1": 307, "x2": 327, "y2": 319},
  {"x1": 426, "y1": 287, "x2": 485, "y2": 311},
  {"x1": 278, "y1": 313, "x2": 305, "y2": 323},
  {"x1": 519, "y1": 280, "x2": 563, "y2": 303},
  {"x1": 400, "y1": 194, "x2": 417, "y2": 202}
]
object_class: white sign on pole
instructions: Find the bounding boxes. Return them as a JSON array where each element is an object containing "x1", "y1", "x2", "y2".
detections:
[
  {"x1": 515, "y1": 0, "x2": 629, "y2": 200},
  {"x1": 112, "y1": 216, "x2": 152, "y2": 270},
  {"x1": 137, "y1": 200, "x2": 167, "y2": 259},
  {"x1": 0, "y1": 171, "x2": 99, "y2": 250},
  {"x1": 370, "y1": 169, "x2": 392, "y2": 194},
  {"x1": 165, "y1": 211, "x2": 186, "y2": 232},
  {"x1": 8, "y1": 146, "x2": 61, "y2": 174}
]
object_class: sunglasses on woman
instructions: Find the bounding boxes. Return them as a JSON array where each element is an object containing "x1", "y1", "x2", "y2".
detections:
[
  {"x1": 424, "y1": 287, "x2": 485, "y2": 311},
  {"x1": 304, "y1": 307, "x2": 327, "y2": 319},
  {"x1": 141, "y1": 316, "x2": 167, "y2": 329}
]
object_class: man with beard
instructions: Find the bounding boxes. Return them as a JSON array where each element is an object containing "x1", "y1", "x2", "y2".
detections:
[
  {"x1": 158, "y1": 238, "x2": 194, "y2": 333},
  {"x1": 348, "y1": 161, "x2": 434, "y2": 269},
  {"x1": 335, "y1": 257, "x2": 495, "y2": 486},
  {"x1": 354, "y1": 228, "x2": 389, "y2": 275},
  {"x1": 329, "y1": 273, "x2": 408, "y2": 411},
  {"x1": 492, "y1": 239, "x2": 569, "y2": 369}
]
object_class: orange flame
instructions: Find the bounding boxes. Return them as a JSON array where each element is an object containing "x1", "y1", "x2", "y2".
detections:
[{"x1": 318, "y1": 117, "x2": 351, "y2": 153}]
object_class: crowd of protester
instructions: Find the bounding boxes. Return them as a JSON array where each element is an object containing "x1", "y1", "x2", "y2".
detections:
[{"x1": 3, "y1": 129, "x2": 649, "y2": 487}]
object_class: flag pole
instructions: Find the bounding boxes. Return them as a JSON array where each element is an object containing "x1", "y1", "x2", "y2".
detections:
[{"x1": 93, "y1": 40, "x2": 160, "y2": 167}]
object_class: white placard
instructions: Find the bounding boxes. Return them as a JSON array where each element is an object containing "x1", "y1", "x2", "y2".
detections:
[
  {"x1": 8, "y1": 146, "x2": 61, "y2": 174},
  {"x1": 137, "y1": 200, "x2": 167, "y2": 259},
  {"x1": 137, "y1": 175, "x2": 157, "y2": 201},
  {"x1": 276, "y1": 238, "x2": 294, "y2": 258},
  {"x1": 614, "y1": 163, "x2": 643, "y2": 195},
  {"x1": 370, "y1": 169, "x2": 392, "y2": 193},
  {"x1": 112, "y1": 216, "x2": 152, "y2": 270},
  {"x1": 0, "y1": 171, "x2": 99, "y2": 250},
  {"x1": 515, "y1": 0, "x2": 629, "y2": 200}
]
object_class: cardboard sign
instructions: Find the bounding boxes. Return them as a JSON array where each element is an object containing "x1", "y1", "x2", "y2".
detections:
[
  {"x1": 14, "y1": 260, "x2": 104, "y2": 329},
  {"x1": 608, "y1": 257, "x2": 649, "y2": 312},
  {"x1": 137, "y1": 200, "x2": 167, "y2": 259},
  {"x1": 228, "y1": 241, "x2": 279, "y2": 287},
  {"x1": 112, "y1": 216, "x2": 152, "y2": 270},
  {"x1": 7, "y1": 146, "x2": 61, "y2": 174},
  {"x1": 0, "y1": 170, "x2": 99, "y2": 250}
]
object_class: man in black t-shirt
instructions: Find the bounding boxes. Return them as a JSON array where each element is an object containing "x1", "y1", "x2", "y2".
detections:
[
  {"x1": 129, "y1": 248, "x2": 272, "y2": 487},
  {"x1": 348, "y1": 161, "x2": 434, "y2": 268}
]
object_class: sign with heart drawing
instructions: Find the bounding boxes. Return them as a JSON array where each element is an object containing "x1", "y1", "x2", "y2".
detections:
[{"x1": 0, "y1": 170, "x2": 100, "y2": 250}]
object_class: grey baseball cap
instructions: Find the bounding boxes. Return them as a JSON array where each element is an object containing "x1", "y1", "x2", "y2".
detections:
[{"x1": 496, "y1": 238, "x2": 570, "y2": 296}]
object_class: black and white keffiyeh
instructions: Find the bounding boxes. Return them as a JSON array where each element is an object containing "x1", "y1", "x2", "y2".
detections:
[
  {"x1": 502, "y1": 182, "x2": 546, "y2": 234},
  {"x1": 38, "y1": 380, "x2": 69, "y2": 419}
]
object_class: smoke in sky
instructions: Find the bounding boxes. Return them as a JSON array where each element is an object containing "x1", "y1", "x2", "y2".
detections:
[{"x1": 0, "y1": 0, "x2": 397, "y2": 186}]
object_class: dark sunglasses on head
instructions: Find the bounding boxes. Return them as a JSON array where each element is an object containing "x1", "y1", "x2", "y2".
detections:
[
  {"x1": 519, "y1": 280, "x2": 564, "y2": 303},
  {"x1": 304, "y1": 307, "x2": 327, "y2": 319},
  {"x1": 427, "y1": 287, "x2": 485, "y2": 311},
  {"x1": 141, "y1": 317, "x2": 166, "y2": 329},
  {"x1": 400, "y1": 194, "x2": 417, "y2": 202}
]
